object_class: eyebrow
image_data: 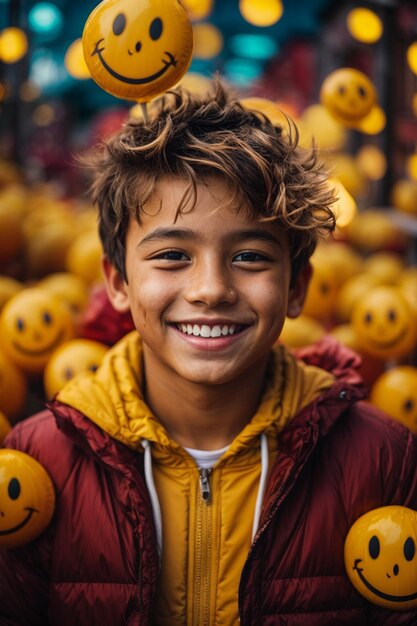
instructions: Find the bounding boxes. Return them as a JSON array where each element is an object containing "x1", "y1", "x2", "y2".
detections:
[{"x1": 137, "y1": 227, "x2": 284, "y2": 249}]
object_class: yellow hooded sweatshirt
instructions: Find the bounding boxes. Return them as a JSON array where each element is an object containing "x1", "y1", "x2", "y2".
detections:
[{"x1": 58, "y1": 331, "x2": 334, "y2": 626}]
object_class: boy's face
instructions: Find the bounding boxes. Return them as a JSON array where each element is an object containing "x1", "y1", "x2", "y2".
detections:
[{"x1": 104, "y1": 176, "x2": 311, "y2": 386}]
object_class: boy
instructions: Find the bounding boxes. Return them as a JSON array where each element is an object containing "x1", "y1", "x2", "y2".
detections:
[{"x1": 1, "y1": 83, "x2": 417, "y2": 626}]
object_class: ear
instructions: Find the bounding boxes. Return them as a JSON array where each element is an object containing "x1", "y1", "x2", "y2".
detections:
[
  {"x1": 286, "y1": 262, "x2": 313, "y2": 319},
  {"x1": 102, "y1": 256, "x2": 131, "y2": 313}
]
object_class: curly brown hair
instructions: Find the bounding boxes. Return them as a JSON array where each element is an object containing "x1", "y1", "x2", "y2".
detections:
[{"x1": 85, "y1": 80, "x2": 336, "y2": 285}]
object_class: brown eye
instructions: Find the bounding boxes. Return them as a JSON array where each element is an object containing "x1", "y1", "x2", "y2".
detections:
[
  {"x1": 387, "y1": 309, "x2": 397, "y2": 322},
  {"x1": 113, "y1": 13, "x2": 126, "y2": 36}
]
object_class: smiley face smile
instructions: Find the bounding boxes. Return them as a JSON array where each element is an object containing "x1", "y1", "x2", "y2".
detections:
[
  {"x1": 0, "y1": 507, "x2": 38, "y2": 536},
  {"x1": 92, "y1": 38, "x2": 177, "y2": 85},
  {"x1": 12, "y1": 329, "x2": 65, "y2": 356},
  {"x1": 353, "y1": 558, "x2": 417, "y2": 603}
]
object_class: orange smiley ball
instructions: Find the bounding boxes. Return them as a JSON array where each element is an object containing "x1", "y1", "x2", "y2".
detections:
[
  {"x1": 352, "y1": 286, "x2": 416, "y2": 360},
  {"x1": 370, "y1": 366, "x2": 417, "y2": 434},
  {"x1": 44, "y1": 339, "x2": 108, "y2": 398},
  {"x1": 344, "y1": 506, "x2": 417, "y2": 610},
  {"x1": 320, "y1": 68, "x2": 377, "y2": 128},
  {"x1": 0, "y1": 449, "x2": 55, "y2": 548},
  {"x1": 82, "y1": 0, "x2": 193, "y2": 102},
  {"x1": 0, "y1": 288, "x2": 74, "y2": 375}
]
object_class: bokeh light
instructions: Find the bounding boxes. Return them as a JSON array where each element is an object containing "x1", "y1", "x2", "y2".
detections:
[
  {"x1": 357, "y1": 105, "x2": 386, "y2": 134},
  {"x1": 19, "y1": 80, "x2": 41, "y2": 102},
  {"x1": 329, "y1": 177, "x2": 358, "y2": 228},
  {"x1": 406, "y1": 153, "x2": 417, "y2": 181},
  {"x1": 239, "y1": 0, "x2": 284, "y2": 27},
  {"x1": 407, "y1": 42, "x2": 417, "y2": 76},
  {"x1": 356, "y1": 144, "x2": 387, "y2": 181},
  {"x1": 65, "y1": 39, "x2": 90, "y2": 80},
  {"x1": 32, "y1": 104, "x2": 56, "y2": 127},
  {"x1": 346, "y1": 8, "x2": 383, "y2": 44},
  {"x1": 181, "y1": 0, "x2": 213, "y2": 21},
  {"x1": 192, "y1": 23, "x2": 223, "y2": 59},
  {"x1": 0, "y1": 28, "x2": 28, "y2": 63},
  {"x1": 223, "y1": 57, "x2": 263, "y2": 87},
  {"x1": 28, "y1": 3, "x2": 63, "y2": 37},
  {"x1": 230, "y1": 33, "x2": 278, "y2": 60}
]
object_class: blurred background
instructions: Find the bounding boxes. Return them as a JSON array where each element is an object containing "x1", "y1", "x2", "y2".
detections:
[{"x1": 1, "y1": 0, "x2": 417, "y2": 438}]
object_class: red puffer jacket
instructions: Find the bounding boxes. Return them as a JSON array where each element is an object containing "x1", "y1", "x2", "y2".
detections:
[{"x1": 1, "y1": 338, "x2": 417, "y2": 626}]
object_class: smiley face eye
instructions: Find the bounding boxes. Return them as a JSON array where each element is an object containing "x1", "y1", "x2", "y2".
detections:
[
  {"x1": 16, "y1": 318, "x2": 25, "y2": 332},
  {"x1": 387, "y1": 309, "x2": 397, "y2": 322},
  {"x1": 404, "y1": 537, "x2": 415, "y2": 561},
  {"x1": 319, "y1": 283, "x2": 329, "y2": 295},
  {"x1": 8, "y1": 477, "x2": 20, "y2": 500},
  {"x1": 338, "y1": 85, "x2": 346, "y2": 96},
  {"x1": 149, "y1": 17, "x2": 163, "y2": 41},
  {"x1": 89, "y1": 364, "x2": 99, "y2": 372},
  {"x1": 404, "y1": 398, "x2": 415, "y2": 412},
  {"x1": 358, "y1": 85, "x2": 367, "y2": 98},
  {"x1": 63, "y1": 367, "x2": 74, "y2": 380},
  {"x1": 364, "y1": 312, "x2": 372, "y2": 324},
  {"x1": 43, "y1": 311, "x2": 52, "y2": 325},
  {"x1": 113, "y1": 13, "x2": 126, "y2": 36},
  {"x1": 369, "y1": 535, "x2": 380, "y2": 559}
]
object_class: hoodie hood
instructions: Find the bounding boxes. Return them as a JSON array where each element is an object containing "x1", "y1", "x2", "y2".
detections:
[{"x1": 56, "y1": 331, "x2": 339, "y2": 454}]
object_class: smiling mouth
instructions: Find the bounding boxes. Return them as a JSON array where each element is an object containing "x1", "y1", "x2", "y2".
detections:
[
  {"x1": 0, "y1": 507, "x2": 38, "y2": 535},
  {"x1": 367, "y1": 327, "x2": 408, "y2": 350},
  {"x1": 12, "y1": 330, "x2": 65, "y2": 356},
  {"x1": 92, "y1": 39, "x2": 177, "y2": 85},
  {"x1": 353, "y1": 559, "x2": 417, "y2": 602},
  {"x1": 174, "y1": 323, "x2": 249, "y2": 339}
]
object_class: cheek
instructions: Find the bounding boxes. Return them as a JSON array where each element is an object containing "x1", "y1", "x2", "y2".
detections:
[{"x1": 128, "y1": 275, "x2": 179, "y2": 323}]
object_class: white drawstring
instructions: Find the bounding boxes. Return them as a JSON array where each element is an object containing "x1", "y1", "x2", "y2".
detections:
[
  {"x1": 141, "y1": 439, "x2": 163, "y2": 560},
  {"x1": 251, "y1": 432, "x2": 269, "y2": 541}
]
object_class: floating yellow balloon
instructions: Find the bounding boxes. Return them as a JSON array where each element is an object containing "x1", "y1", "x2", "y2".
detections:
[
  {"x1": 0, "y1": 28, "x2": 28, "y2": 64},
  {"x1": 346, "y1": 8, "x2": 383, "y2": 44},
  {"x1": 181, "y1": 0, "x2": 213, "y2": 21},
  {"x1": 356, "y1": 144, "x2": 387, "y2": 180},
  {"x1": 407, "y1": 42, "x2": 417, "y2": 76},
  {"x1": 357, "y1": 105, "x2": 386, "y2": 135},
  {"x1": 241, "y1": 97, "x2": 292, "y2": 130},
  {"x1": 65, "y1": 38, "x2": 91, "y2": 80},
  {"x1": 192, "y1": 23, "x2": 223, "y2": 59},
  {"x1": 83, "y1": 0, "x2": 194, "y2": 102},
  {"x1": 178, "y1": 72, "x2": 212, "y2": 96},
  {"x1": 407, "y1": 154, "x2": 417, "y2": 181},
  {"x1": 320, "y1": 68, "x2": 376, "y2": 128},
  {"x1": 391, "y1": 178, "x2": 417, "y2": 216},
  {"x1": 328, "y1": 177, "x2": 357, "y2": 228},
  {"x1": 299, "y1": 104, "x2": 346, "y2": 151},
  {"x1": 0, "y1": 449, "x2": 55, "y2": 548},
  {"x1": 239, "y1": 0, "x2": 283, "y2": 27},
  {"x1": 345, "y1": 506, "x2": 417, "y2": 610},
  {"x1": 371, "y1": 367, "x2": 417, "y2": 433}
]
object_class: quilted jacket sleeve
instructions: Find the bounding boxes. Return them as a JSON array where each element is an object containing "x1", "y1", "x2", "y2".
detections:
[
  {"x1": 366, "y1": 429, "x2": 417, "y2": 626},
  {"x1": 0, "y1": 424, "x2": 51, "y2": 626}
]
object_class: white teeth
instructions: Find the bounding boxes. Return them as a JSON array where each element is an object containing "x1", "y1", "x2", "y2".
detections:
[
  {"x1": 176, "y1": 323, "x2": 242, "y2": 337},
  {"x1": 211, "y1": 325, "x2": 222, "y2": 338}
]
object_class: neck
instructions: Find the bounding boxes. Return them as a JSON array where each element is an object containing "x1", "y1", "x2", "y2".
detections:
[{"x1": 142, "y1": 350, "x2": 270, "y2": 450}]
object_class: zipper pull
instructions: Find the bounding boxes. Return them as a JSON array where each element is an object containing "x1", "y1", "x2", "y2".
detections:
[{"x1": 199, "y1": 467, "x2": 211, "y2": 503}]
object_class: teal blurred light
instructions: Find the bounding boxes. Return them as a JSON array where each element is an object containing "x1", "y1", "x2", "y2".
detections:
[
  {"x1": 229, "y1": 34, "x2": 278, "y2": 61},
  {"x1": 28, "y1": 3, "x2": 63, "y2": 36},
  {"x1": 223, "y1": 57, "x2": 263, "y2": 87}
]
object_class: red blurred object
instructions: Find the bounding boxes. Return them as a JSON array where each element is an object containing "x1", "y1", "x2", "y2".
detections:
[
  {"x1": 89, "y1": 108, "x2": 130, "y2": 144},
  {"x1": 80, "y1": 285, "x2": 134, "y2": 346}
]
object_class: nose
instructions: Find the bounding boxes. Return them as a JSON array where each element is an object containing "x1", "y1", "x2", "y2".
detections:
[
  {"x1": 135, "y1": 41, "x2": 142, "y2": 53},
  {"x1": 32, "y1": 330, "x2": 43, "y2": 341},
  {"x1": 393, "y1": 564, "x2": 399, "y2": 576},
  {"x1": 184, "y1": 259, "x2": 237, "y2": 307}
]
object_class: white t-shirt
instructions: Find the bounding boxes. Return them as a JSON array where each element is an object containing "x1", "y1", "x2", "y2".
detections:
[{"x1": 184, "y1": 444, "x2": 229, "y2": 469}]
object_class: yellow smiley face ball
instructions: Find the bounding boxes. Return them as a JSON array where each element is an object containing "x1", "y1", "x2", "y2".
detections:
[
  {"x1": 0, "y1": 288, "x2": 74, "y2": 375},
  {"x1": 0, "y1": 449, "x2": 55, "y2": 548},
  {"x1": 82, "y1": 0, "x2": 194, "y2": 102},
  {"x1": 320, "y1": 68, "x2": 376, "y2": 127},
  {"x1": 352, "y1": 286, "x2": 416, "y2": 360},
  {"x1": 345, "y1": 506, "x2": 417, "y2": 610}
]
